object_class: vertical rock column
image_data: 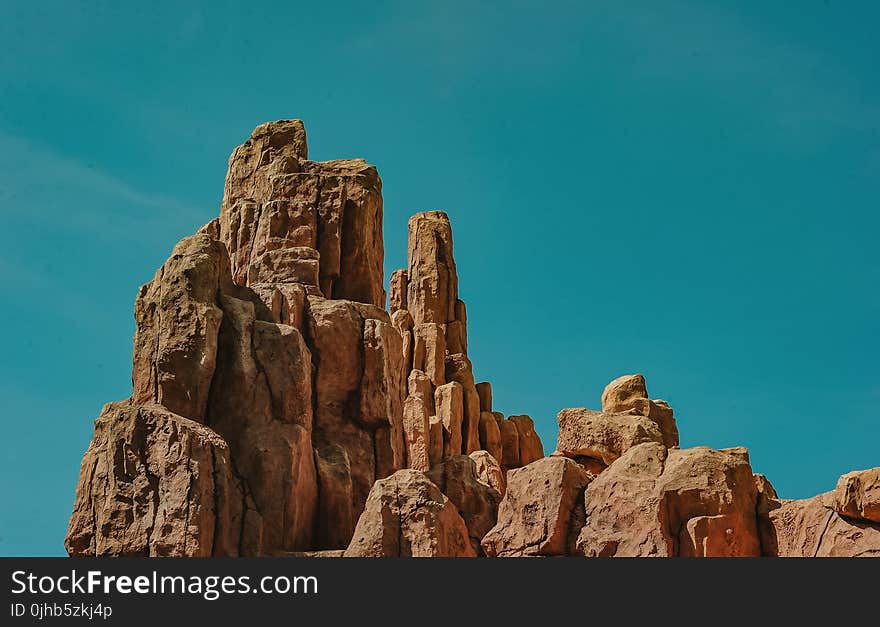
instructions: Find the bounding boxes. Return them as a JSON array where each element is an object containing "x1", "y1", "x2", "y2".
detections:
[
  {"x1": 68, "y1": 120, "x2": 406, "y2": 555},
  {"x1": 391, "y1": 211, "x2": 543, "y2": 471},
  {"x1": 391, "y1": 212, "x2": 472, "y2": 468},
  {"x1": 219, "y1": 120, "x2": 386, "y2": 308},
  {"x1": 216, "y1": 121, "x2": 405, "y2": 550}
]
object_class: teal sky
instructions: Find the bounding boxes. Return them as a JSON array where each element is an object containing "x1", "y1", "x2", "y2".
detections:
[{"x1": 1, "y1": 1, "x2": 877, "y2": 556}]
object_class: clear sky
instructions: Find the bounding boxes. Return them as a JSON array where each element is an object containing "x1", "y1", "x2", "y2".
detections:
[{"x1": 1, "y1": 1, "x2": 877, "y2": 556}]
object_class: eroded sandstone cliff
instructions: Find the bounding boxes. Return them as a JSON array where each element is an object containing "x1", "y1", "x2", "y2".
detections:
[{"x1": 65, "y1": 120, "x2": 879, "y2": 557}]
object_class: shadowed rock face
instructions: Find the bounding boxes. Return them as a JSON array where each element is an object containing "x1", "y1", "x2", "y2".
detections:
[
  {"x1": 65, "y1": 120, "x2": 879, "y2": 558},
  {"x1": 427, "y1": 456, "x2": 501, "y2": 555}
]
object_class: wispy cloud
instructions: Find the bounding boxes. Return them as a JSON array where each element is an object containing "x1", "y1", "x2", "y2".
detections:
[
  {"x1": 0, "y1": 130, "x2": 203, "y2": 231},
  {"x1": 0, "y1": 130, "x2": 210, "y2": 327}
]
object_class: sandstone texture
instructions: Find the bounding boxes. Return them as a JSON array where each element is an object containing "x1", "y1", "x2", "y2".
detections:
[
  {"x1": 66, "y1": 402, "x2": 259, "y2": 557},
  {"x1": 834, "y1": 468, "x2": 880, "y2": 524},
  {"x1": 601, "y1": 374, "x2": 679, "y2": 448},
  {"x1": 765, "y1": 492, "x2": 880, "y2": 557},
  {"x1": 575, "y1": 443, "x2": 762, "y2": 557},
  {"x1": 392, "y1": 212, "x2": 543, "y2": 468},
  {"x1": 556, "y1": 407, "x2": 664, "y2": 466},
  {"x1": 343, "y1": 470, "x2": 475, "y2": 557},
  {"x1": 469, "y1": 450, "x2": 506, "y2": 496},
  {"x1": 427, "y1": 456, "x2": 501, "y2": 554},
  {"x1": 481, "y1": 457, "x2": 591, "y2": 557},
  {"x1": 66, "y1": 119, "x2": 878, "y2": 558}
]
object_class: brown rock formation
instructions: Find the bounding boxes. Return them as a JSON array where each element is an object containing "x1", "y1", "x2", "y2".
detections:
[
  {"x1": 601, "y1": 374, "x2": 679, "y2": 448},
  {"x1": 509, "y1": 415, "x2": 545, "y2": 466},
  {"x1": 427, "y1": 456, "x2": 502, "y2": 555},
  {"x1": 834, "y1": 468, "x2": 880, "y2": 524},
  {"x1": 65, "y1": 119, "x2": 877, "y2": 558},
  {"x1": 556, "y1": 408, "x2": 664, "y2": 466},
  {"x1": 65, "y1": 402, "x2": 261, "y2": 557},
  {"x1": 576, "y1": 443, "x2": 762, "y2": 557},
  {"x1": 219, "y1": 120, "x2": 384, "y2": 305},
  {"x1": 66, "y1": 120, "x2": 543, "y2": 557},
  {"x1": 469, "y1": 450, "x2": 507, "y2": 496},
  {"x1": 388, "y1": 210, "x2": 544, "y2": 471},
  {"x1": 68, "y1": 121, "x2": 405, "y2": 556},
  {"x1": 481, "y1": 457, "x2": 591, "y2": 557},
  {"x1": 343, "y1": 470, "x2": 476, "y2": 557},
  {"x1": 766, "y1": 491, "x2": 880, "y2": 557},
  {"x1": 553, "y1": 374, "x2": 677, "y2": 477}
]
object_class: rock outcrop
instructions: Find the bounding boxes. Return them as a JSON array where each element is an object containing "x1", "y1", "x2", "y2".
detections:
[
  {"x1": 575, "y1": 443, "x2": 762, "y2": 557},
  {"x1": 390, "y1": 215, "x2": 543, "y2": 470},
  {"x1": 65, "y1": 402, "x2": 260, "y2": 557},
  {"x1": 556, "y1": 407, "x2": 665, "y2": 467},
  {"x1": 427, "y1": 456, "x2": 501, "y2": 555},
  {"x1": 66, "y1": 120, "x2": 541, "y2": 557},
  {"x1": 764, "y1": 492, "x2": 880, "y2": 557},
  {"x1": 65, "y1": 119, "x2": 878, "y2": 558},
  {"x1": 834, "y1": 468, "x2": 880, "y2": 524},
  {"x1": 343, "y1": 470, "x2": 475, "y2": 557},
  {"x1": 481, "y1": 457, "x2": 591, "y2": 557},
  {"x1": 601, "y1": 374, "x2": 679, "y2": 448}
]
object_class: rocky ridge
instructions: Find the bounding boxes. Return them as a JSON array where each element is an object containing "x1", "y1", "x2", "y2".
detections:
[{"x1": 65, "y1": 120, "x2": 879, "y2": 557}]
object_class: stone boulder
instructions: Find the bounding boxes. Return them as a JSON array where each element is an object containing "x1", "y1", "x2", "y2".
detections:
[
  {"x1": 469, "y1": 450, "x2": 507, "y2": 496},
  {"x1": 601, "y1": 374, "x2": 679, "y2": 448},
  {"x1": 556, "y1": 407, "x2": 664, "y2": 466},
  {"x1": 576, "y1": 443, "x2": 762, "y2": 557},
  {"x1": 427, "y1": 456, "x2": 502, "y2": 554},
  {"x1": 343, "y1": 470, "x2": 476, "y2": 557},
  {"x1": 834, "y1": 468, "x2": 880, "y2": 524},
  {"x1": 481, "y1": 457, "x2": 591, "y2": 557},
  {"x1": 65, "y1": 402, "x2": 261, "y2": 557}
]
